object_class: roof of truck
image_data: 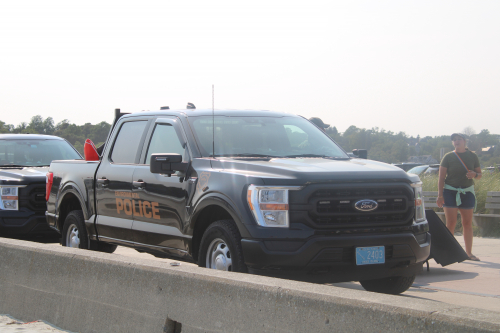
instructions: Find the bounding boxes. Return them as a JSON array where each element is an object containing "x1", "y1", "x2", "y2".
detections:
[{"x1": 122, "y1": 109, "x2": 300, "y2": 119}]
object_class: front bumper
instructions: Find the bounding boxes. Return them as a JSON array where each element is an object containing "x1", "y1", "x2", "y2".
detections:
[
  {"x1": 241, "y1": 231, "x2": 430, "y2": 282},
  {"x1": 0, "y1": 210, "x2": 59, "y2": 237}
]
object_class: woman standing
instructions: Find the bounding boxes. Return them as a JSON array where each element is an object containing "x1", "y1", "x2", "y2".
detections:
[{"x1": 436, "y1": 133, "x2": 482, "y2": 261}]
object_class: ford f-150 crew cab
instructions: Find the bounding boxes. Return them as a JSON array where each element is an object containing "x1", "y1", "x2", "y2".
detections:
[
  {"x1": 1, "y1": 134, "x2": 81, "y2": 238},
  {"x1": 46, "y1": 108, "x2": 430, "y2": 294}
]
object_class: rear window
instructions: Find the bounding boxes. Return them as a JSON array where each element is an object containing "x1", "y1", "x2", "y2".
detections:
[{"x1": 0, "y1": 139, "x2": 82, "y2": 167}]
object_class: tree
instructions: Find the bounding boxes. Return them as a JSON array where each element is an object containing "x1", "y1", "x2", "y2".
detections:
[
  {"x1": 463, "y1": 126, "x2": 475, "y2": 137},
  {"x1": 0, "y1": 121, "x2": 12, "y2": 133}
]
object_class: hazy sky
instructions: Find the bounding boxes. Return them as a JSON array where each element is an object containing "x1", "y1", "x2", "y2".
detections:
[{"x1": 1, "y1": 1, "x2": 499, "y2": 137}]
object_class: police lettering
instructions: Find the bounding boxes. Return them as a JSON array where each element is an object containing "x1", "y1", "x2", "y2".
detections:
[{"x1": 116, "y1": 198, "x2": 160, "y2": 219}]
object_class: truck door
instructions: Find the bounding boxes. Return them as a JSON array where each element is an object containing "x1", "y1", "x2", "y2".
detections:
[
  {"x1": 131, "y1": 117, "x2": 190, "y2": 257},
  {"x1": 95, "y1": 119, "x2": 149, "y2": 245}
]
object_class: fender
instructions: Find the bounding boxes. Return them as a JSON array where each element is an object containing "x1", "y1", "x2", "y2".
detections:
[
  {"x1": 56, "y1": 181, "x2": 91, "y2": 223},
  {"x1": 190, "y1": 192, "x2": 252, "y2": 238}
]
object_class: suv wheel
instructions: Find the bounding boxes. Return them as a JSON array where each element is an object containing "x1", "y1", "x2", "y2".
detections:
[
  {"x1": 198, "y1": 220, "x2": 247, "y2": 273},
  {"x1": 359, "y1": 275, "x2": 416, "y2": 295}
]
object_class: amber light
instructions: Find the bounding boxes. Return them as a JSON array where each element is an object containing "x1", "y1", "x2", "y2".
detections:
[
  {"x1": 247, "y1": 190, "x2": 254, "y2": 210},
  {"x1": 259, "y1": 203, "x2": 289, "y2": 210},
  {"x1": 415, "y1": 198, "x2": 422, "y2": 207},
  {"x1": 1, "y1": 196, "x2": 17, "y2": 200}
]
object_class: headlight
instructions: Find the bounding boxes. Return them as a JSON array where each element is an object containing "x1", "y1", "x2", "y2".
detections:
[
  {"x1": 0, "y1": 186, "x2": 20, "y2": 210},
  {"x1": 247, "y1": 185, "x2": 301, "y2": 228},
  {"x1": 411, "y1": 182, "x2": 426, "y2": 223}
]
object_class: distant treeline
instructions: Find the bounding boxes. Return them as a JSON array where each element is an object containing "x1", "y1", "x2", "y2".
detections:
[
  {"x1": 1, "y1": 115, "x2": 499, "y2": 167},
  {"x1": 325, "y1": 125, "x2": 500, "y2": 166},
  {"x1": 0, "y1": 115, "x2": 110, "y2": 155}
]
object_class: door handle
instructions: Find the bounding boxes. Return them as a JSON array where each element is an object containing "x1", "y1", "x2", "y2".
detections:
[
  {"x1": 97, "y1": 177, "x2": 109, "y2": 186},
  {"x1": 133, "y1": 180, "x2": 145, "y2": 188}
]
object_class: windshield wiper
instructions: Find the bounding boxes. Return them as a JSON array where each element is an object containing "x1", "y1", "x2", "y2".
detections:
[
  {"x1": 283, "y1": 154, "x2": 350, "y2": 160},
  {"x1": 0, "y1": 164, "x2": 27, "y2": 168},
  {"x1": 283, "y1": 154, "x2": 327, "y2": 158}
]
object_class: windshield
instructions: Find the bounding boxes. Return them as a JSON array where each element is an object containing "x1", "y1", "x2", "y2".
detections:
[
  {"x1": 189, "y1": 116, "x2": 348, "y2": 159},
  {"x1": 0, "y1": 139, "x2": 82, "y2": 167}
]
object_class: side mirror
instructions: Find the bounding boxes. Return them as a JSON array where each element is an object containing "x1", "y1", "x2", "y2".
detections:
[
  {"x1": 352, "y1": 149, "x2": 367, "y2": 159},
  {"x1": 150, "y1": 154, "x2": 188, "y2": 176}
]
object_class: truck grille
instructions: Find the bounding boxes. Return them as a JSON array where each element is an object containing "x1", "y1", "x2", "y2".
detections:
[
  {"x1": 290, "y1": 183, "x2": 415, "y2": 228},
  {"x1": 18, "y1": 184, "x2": 46, "y2": 212}
]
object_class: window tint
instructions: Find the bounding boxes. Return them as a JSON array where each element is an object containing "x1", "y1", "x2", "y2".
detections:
[
  {"x1": 145, "y1": 123, "x2": 185, "y2": 164},
  {"x1": 111, "y1": 121, "x2": 147, "y2": 164}
]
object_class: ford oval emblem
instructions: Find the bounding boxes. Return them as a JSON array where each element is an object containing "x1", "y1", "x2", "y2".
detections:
[{"x1": 354, "y1": 199, "x2": 378, "y2": 212}]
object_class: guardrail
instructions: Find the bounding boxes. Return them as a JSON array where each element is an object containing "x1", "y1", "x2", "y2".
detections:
[
  {"x1": 1, "y1": 238, "x2": 500, "y2": 332},
  {"x1": 423, "y1": 191, "x2": 500, "y2": 236}
]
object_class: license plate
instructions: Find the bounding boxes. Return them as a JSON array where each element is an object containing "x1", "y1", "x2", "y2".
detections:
[{"x1": 356, "y1": 246, "x2": 385, "y2": 265}]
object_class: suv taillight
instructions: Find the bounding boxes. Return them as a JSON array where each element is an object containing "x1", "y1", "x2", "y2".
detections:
[{"x1": 46, "y1": 172, "x2": 53, "y2": 201}]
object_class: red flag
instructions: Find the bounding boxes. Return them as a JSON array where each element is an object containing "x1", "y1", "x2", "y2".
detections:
[{"x1": 84, "y1": 139, "x2": 99, "y2": 161}]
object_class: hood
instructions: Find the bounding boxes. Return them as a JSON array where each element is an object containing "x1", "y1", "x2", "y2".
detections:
[
  {"x1": 214, "y1": 157, "x2": 418, "y2": 185},
  {"x1": 0, "y1": 166, "x2": 49, "y2": 184}
]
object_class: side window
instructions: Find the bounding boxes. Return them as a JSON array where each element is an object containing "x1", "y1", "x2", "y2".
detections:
[
  {"x1": 110, "y1": 121, "x2": 148, "y2": 164},
  {"x1": 145, "y1": 124, "x2": 185, "y2": 165}
]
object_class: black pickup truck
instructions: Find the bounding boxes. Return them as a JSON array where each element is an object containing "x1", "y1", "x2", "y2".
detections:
[
  {"x1": 46, "y1": 108, "x2": 430, "y2": 294},
  {"x1": 0, "y1": 134, "x2": 82, "y2": 238}
]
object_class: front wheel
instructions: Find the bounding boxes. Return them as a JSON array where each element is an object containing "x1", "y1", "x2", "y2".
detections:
[
  {"x1": 359, "y1": 275, "x2": 416, "y2": 295},
  {"x1": 198, "y1": 220, "x2": 247, "y2": 273},
  {"x1": 62, "y1": 210, "x2": 89, "y2": 249}
]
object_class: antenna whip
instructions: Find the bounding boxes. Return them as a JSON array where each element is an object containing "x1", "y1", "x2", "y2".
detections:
[{"x1": 212, "y1": 84, "x2": 215, "y2": 158}]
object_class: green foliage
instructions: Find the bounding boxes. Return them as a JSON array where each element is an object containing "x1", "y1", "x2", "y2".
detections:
[
  {"x1": 322, "y1": 124, "x2": 499, "y2": 165},
  {"x1": 1, "y1": 115, "x2": 111, "y2": 155}
]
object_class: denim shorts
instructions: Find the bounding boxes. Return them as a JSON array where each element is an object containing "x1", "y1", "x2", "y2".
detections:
[{"x1": 443, "y1": 188, "x2": 475, "y2": 209}]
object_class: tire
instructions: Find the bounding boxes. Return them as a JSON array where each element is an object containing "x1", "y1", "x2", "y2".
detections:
[
  {"x1": 359, "y1": 275, "x2": 416, "y2": 295},
  {"x1": 61, "y1": 210, "x2": 90, "y2": 249},
  {"x1": 61, "y1": 210, "x2": 117, "y2": 253},
  {"x1": 198, "y1": 220, "x2": 247, "y2": 273}
]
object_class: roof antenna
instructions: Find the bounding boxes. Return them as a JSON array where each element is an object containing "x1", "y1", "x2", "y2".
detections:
[
  {"x1": 187, "y1": 102, "x2": 196, "y2": 109},
  {"x1": 212, "y1": 84, "x2": 215, "y2": 159}
]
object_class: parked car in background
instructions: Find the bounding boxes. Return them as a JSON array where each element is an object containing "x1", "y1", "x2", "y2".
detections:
[
  {"x1": 484, "y1": 166, "x2": 499, "y2": 173},
  {"x1": 0, "y1": 134, "x2": 82, "y2": 238},
  {"x1": 407, "y1": 164, "x2": 440, "y2": 176}
]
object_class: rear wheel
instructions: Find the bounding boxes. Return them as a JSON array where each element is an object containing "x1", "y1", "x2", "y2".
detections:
[
  {"x1": 360, "y1": 275, "x2": 416, "y2": 295},
  {"x1": 61, "y1": 210, "x2": 117, "y2": 253},
  {"x1": 198, "y1": 220, "x2": 247, "y2": 273},
  {"x1": 62, "y1": 210, "x2": 89, "y2": 249}
]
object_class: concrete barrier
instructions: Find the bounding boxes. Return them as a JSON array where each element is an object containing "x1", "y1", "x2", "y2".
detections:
[{"x1": 1, "y1": 238, "x2": 499, "y2": 333}]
